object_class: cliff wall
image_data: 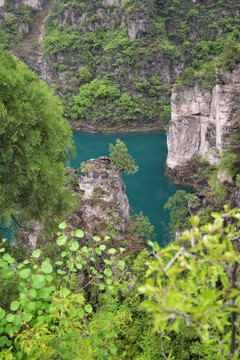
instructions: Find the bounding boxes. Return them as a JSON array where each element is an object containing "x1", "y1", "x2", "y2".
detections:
[
  {"x1": 0, "y1": 0, "x2": 47, "y2": 9},
  {"x1": 19, "y1": 158, "x2": 144, "y2": 253},
  {"x1": 0, "y1": 0, "x2": 239, "y2": 132},
  {"x1": 166, "y1": 64, "x2": 240, "y2": 179}
]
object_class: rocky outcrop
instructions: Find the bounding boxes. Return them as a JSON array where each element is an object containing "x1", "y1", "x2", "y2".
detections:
[
  {"x1": 18, "y1": 158, "x2": 137, "y2": 249},
  {"x1": 77, "y1": 157, "x2": 130, "y2": 240},
  {"x1": 166, "y1": 63, "x2": 240, "y2": 178},
  {"x1": 0, "y1": 0, "x2": 47, "y2": 9}
]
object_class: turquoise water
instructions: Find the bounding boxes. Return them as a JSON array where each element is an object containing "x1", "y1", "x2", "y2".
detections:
[{"x1": 71, "y1": 131, "x2": 194, "y2": 245}]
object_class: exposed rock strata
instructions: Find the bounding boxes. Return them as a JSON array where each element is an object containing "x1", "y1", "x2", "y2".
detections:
[
  {"x1": 166, "y1": 64, "x2": 240, "y2": 179},
  {"x1": 18, "y1": 158, "x2": 143, "y2": 252},
  {"x1": 0, "y1": 0, "x2": 47, "y2": 9},
  {"x1": 77, "y1": 157, "x2": 130, "y2": 240}
]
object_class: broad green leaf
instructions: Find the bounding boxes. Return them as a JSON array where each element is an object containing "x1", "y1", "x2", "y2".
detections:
[
  {"x1": 108, "y1": 248, "x2": 117, "y2": 255},
  {"x1": 118, "y1": 260, "x2": 125, "y2": 271},
  {"x1": 99, "y1": 245, "x2": 106, "y2": 251},
  {"x1": 32, "y1": 249, "x2": 41, "y2": 258},
  {"x1": 96, "y1": 248, "x2": 101, "y2": 255},
  {"x1": 10, "y1": 301, "x2": 20, "y2": 311},
  {"x1": 69, "y1": 239, "x2": 79, "y2": 251},
  {"x1": 93, "y1": 236, "x2": 101, "y2": 242},
  {"x1": 41, "y1": 261, "x2": 53, "y2": 274},
  {"x1": 85, "y1": 304, "x2": 93, "y2": 313},
  {"x1": 104, "y1": 268, "x2": 112, "y2": 277},
  {"x1": 32, "y1": 275, "x2": 46, "y2": 289},
  {"x1": 19, "y1": 268, "x2": 31, "y2": 279},
  {"x1": 75, "y1": 229, "x2": 84, "y2": 238},
  {"x1": 104, "y1": 259, "x2": 112, "y2": 265},
  {"x1": 59, "y1": 221, "x2": 67, "y2": 229},
  {"x1": 6, "y1": 314, "x2": 14, "y2": 323},
  {"x1": 57, "y1": 235, "x2": 67, "y2": 246},
  {"x1": 29, "y1": 289, "x2": 37, "y2": 299}
]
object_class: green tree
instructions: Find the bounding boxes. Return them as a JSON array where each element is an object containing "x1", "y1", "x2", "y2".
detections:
[
  {"x1": 140, "y1": 209, "x2": 240, "y2": 360},
  {"x1": 109, "y1": 139, "x2": 138, "y2": 175},
  {"x1": 0, "y1": 49, "x2": 74, "y2": 227},
  {"x1": 164, "y1": 190, "x2": 192, "y2": 235},
  {"x1": 217, "y1": 35, "x2": 240, "y2": 71}
]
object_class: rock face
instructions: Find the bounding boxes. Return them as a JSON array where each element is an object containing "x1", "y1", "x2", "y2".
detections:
[
  {"x1": 18, "y1": 158, "x2": 132, "y2": 249},
  {"x1": 0, "y1": 0, "x2": 47, "y2": 8},
  {"x1": 77, "y1": 157, "x2": 130, "y2": 240},
  {"x1": 166, "y1": 63, "x2": 240, "y2": 177}
]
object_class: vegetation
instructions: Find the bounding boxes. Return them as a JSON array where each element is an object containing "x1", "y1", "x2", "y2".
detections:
[
  {"x1": 0, "y1": 49, "x2": 74, "y2": 230},
  {"x1": 141, "y1": 208, "x2": 240, "y2": 360},
  {"x1": 109, "y1": 139, "x2": 138, "y2": 175},
  {"x1": 0, "y1": 210, "x2": 240, "y2": 358},
  {"x1": 164, "y1": 190, "x2": 193, "y2": 235}
]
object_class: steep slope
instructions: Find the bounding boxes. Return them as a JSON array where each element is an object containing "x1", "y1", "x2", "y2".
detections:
[
  {"x1": 166, "y1": 63, "x2": 240, "y2": 177},
  {"x1": 0, "y1": 0, "x2": 239, "y2": 132}
]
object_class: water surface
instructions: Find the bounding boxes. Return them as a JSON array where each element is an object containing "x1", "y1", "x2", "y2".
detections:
[{"x1": 71, "y1": 131, "x2": 194, "y2": 246}]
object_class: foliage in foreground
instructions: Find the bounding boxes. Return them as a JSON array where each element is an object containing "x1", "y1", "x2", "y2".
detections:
[
  {"x1": 0, "y1": 209, "x2": 240, "y2": 359},
  {"x1": 0, "y1": 48, "x2": 75, "y2": 228},
  {"x1": 0, "y1": 223, "x2": 127, "y2": 359},
  {"x1": 141, "y1": 207, "x2": 240, "y2": 360}
]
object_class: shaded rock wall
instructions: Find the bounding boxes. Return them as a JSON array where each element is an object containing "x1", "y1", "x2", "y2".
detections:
[{"x1": 166, "y1": 63, "x2": 240, "y2": 176}]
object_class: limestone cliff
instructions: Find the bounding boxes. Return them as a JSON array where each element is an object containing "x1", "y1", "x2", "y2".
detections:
[
  {"x1": 19, "y1": 158, "x2": 144, "y2": 253},
  {"x1": 166, "y1": 63, "x2": 240, "y2": 180},
  {"x1": 0, "y1": 0, "x2": 47, "y2": 9},
  {"x1": 76, "y1": 157, "x2": 130, "y2": 241}
]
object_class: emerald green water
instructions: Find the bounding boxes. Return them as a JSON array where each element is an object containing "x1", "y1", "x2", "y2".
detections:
[{"x1": 71, "y1": 131, "x2": 194, "y2": 245}]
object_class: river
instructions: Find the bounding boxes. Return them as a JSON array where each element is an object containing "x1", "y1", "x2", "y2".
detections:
[{"x1": 71, "y1": 130, "x2": 194, "y2": 245}]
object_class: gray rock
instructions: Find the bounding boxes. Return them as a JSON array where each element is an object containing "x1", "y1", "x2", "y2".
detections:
[{"x1": 166, "y1": 63, "x2": 240, "y2": 175}]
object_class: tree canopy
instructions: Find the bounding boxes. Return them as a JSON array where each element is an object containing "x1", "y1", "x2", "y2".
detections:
[
  {"x1": 0, "y1": 49, "x2": 74, "y2": 227},
  {"x1": 109, "y1": 139, "x2": 138, "y2": 175}
]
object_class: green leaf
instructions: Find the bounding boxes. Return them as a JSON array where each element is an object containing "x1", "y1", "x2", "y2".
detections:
[
  {"x1": 104, "y1": 268, "x2": 112, "y2": 277},
  {"x1": 96, "y1": 248, "x2": 101, "y2": 255},
  {"x1": 19, "y1": 268, "x2": 31, "y2": 279},
  {"x1": 57, "y1": 235, "x2": 67, "y2": 246},
  {"x1": 41, "y1": 261, "x2": 53, "y2": 274},
  {"x1": 85, "y1": 304, "x2": 93, "y2": 313},
  {"x1": 104, "y1": 259, "x2": 112, "y2": 265},
  {"x1": 69, "y1": 239, "x2": 79, "y2": 251},
  {"x1": 99, "y1": 245, "x2": 106, "y2": 251},
  {"x1": 93, "y1": 236, "x2": 101, "y2": 242},
  {"x1": 29, "y1": 289, "x2": 37, "y2": 299},
  {"x1": 59, "y1": 221, "x2": 67, "y2": 229},
  {"x1": 120, "y1": 247, "x2": 125, "y2": 253},
  {"x1": 32, "y1": 249, "x2": 41, "y2": 258},
  {"x1": 10, "y1": 301, "x2": 20, "y2": 311},
  {"x1": 118, "y1": 260, "x2": 125, "y2": 271},
  {"x1": 32, "y1": 275, "x2": 46, "y2": 289},
  {"x1": 6, "y1": 314, "x2": 14, "y2": 323},
  {"x1": 75, "y1": 229, "x2": 84, "y2": 238},
  {"x1": 108, "y1": 248, "x2": 117, "y2": 255}
]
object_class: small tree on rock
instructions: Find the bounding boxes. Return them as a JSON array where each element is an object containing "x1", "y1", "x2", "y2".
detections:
[{"x1": 109, "y1": 139, "x2": 138, "y2": 175}]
